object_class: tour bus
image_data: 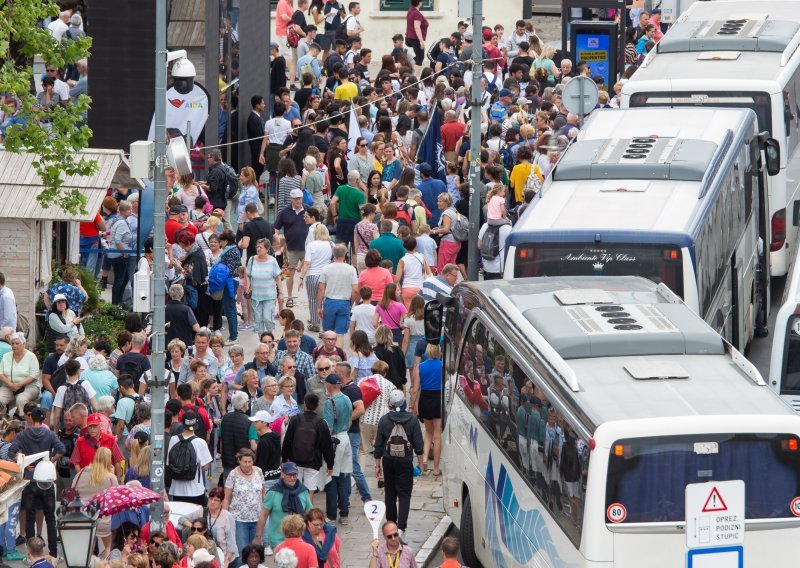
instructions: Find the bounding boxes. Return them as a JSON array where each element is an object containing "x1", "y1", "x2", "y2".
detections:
[
  {"x1": 503, "y1": 107, "x2": 779, "y2": 351},
  {"x1": 620, "y1": 0, "x2": 800, "y2": 276},
  {"x1": 769, "y1": 228, "x2": 800, "y2": 412},
  {"x1": 422, "y1": 276, "x2": 800, "y2": 568}
]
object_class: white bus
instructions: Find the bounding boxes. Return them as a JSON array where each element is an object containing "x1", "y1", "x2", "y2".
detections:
[
  {"x1": 621, "y1": 0, "x2": 798, "y2": 276},
  {"x1": 504, "y1": 107, "x2": 778, "y2": 351},
  {"x1": 769, "y1": 228, "x2": 800, "y2": 411},
  {"x1": 423, "y1": 276, "x2": 800, "y2": 568}
]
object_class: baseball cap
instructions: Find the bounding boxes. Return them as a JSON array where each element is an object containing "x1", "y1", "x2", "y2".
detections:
[
  {"x1": 28, "y1": 407, "x2": 46, "y2": 423},
  {"x1": 182, "y1": 410, "x2": 198, "y2": 429},
  {"x1": 53, "y1": 293, "x2": 68, "y2": 303},
  {"x1": 388, "y1": 389, "x2": 405, "y2": 408},
  {"x1": 290, "y1": 188, "x2": 304, "y2": 199},
  {"x1": 325, "y1": 373, "x2": 342, "y2": 385},
  {"x1": 517, "y1": 96, "x2": 531, "y2": 105},
  {"x1": 192, "y1": 549, "x2": 215, "y2": 564},
  {"x1": 463, "y1": 31, "x2": 473, "y2": 42},
  {"x1": 249, "y1": 410, "x2": 275, "y2": 424},
  {"x1": 482, "y1": 29, "x2": 493, "y2": 41},
  {"x1": 87, "y1": 413, "x2": 103, "y2": 426},
  {"x1": 169, "y1": 204, "x2": 188, "y2": 215},
  {"x1": 418, "y1": 162, "x2": 433, "y2": 175},
  {"x1": 281, "y1": 461, "x2": 299, "y2": 474},
  {"x1": 651, "y1": 8, "x2": 662, "y2": 14},
  {"x1": 270, "y1": 42, "x2": 279, "y2": 50},
  {"x1": 498, "y1": 88, "x2": 513, "y2": 99}
]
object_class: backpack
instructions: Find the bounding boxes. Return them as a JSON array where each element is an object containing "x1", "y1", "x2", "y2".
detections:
[
  {"x1": 386, "y1": 419, "x2": 412, "y2": 458},
  {"x1": 182, "y1": 405, "x2": 208, "y2": 441},
  {"x1": 449, "y1": 209, "x2": 470, "y2": 242},
  {"x1": 207, "y1": 262, "x2": 230, "y2": 301},
  {"x1": 523, "y1": 162, "x2": 544, "y2": 194},
  {"x1": 482, "y1": 73, "x2": 499, "y2": 95},
  {"x1": 118, "y1": 356, "x2": 144, "y2": 385},
  {"x1": 222, "y1": 162, "x2": 240, "y2": 200},
  {"x1": 480, "y1": 225, "x2": 501, "y2": 260},
  {"x1": 121, "y1": 395, "x2": 142, "y2": 430},
  {"x1": 335, "y1": 15, "x2": 353, "y2": 42},
  {"x1": 62, "y1": 380, "x2": 90, "y2": 417},
  {"x1": 291, "y1": 414, "x2": 323, "y2": 464},
  {"x1": 167, "y1": 435, "x2": 200, "y2": 482},
  {"x1": 50, "y1": 363, "x2": 68, "y2": 392},
  {"x1": 396, "y1": 202, "x2": 413, "y2": 228}
]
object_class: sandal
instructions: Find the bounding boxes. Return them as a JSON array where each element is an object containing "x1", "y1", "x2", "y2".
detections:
[
  {"x1": 432, "y1": 469, "x2": 441, "y2": 477},
  {"x1": 286, "y1": 297, "x2": 294, "y2": 308}
]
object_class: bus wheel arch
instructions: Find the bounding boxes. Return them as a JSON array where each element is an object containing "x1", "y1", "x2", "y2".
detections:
[{"x1": 459, "y1": 491, "x2": 484, "y2": 568}]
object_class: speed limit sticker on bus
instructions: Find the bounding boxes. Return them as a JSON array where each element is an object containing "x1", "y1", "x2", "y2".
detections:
[
  {"x1": 791, "y1": 497, "x2": 800, "y2": 516},
  {"x1": 607, "y1": 503, "x2": 627, "y2": 523}
]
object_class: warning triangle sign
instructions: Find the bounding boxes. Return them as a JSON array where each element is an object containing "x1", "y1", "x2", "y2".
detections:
[{"x1": 702, "y1": 486, "x2": 728, "y2": 512}]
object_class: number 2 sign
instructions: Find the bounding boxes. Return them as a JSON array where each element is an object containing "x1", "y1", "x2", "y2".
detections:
[{"x1": 364, "y1": 500, "x2": 387, "y2": 539}]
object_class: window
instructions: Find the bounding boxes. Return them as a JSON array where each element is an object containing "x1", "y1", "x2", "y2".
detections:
[
  {"x1": 379, "y1": 0, "x2": 434, "y2": 10},
  {"x1": 456, "y1": 317, "x2": 588, "y2": 544}
]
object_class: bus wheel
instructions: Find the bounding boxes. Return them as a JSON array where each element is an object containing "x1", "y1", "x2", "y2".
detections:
[{"x1": 459, "y1": 493, "x2": 483, "y2": 568}]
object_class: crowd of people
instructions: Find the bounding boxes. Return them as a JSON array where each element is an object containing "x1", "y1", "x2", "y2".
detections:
[{"x1": 0, "y1": 0, "x2": 672, "y2": 566}]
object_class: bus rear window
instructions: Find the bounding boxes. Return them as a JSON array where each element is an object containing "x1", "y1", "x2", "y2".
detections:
[
  {"x1": 514, "y1": 244, "x2": 684, "y2": 298},
  {"x1": 606, "y1": 434, "x2": 800, "y2": 523}
]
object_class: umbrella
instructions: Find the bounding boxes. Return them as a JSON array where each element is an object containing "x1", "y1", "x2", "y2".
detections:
[{"x1": 84, "y1": 485, "x2": 162, "y2": 518}]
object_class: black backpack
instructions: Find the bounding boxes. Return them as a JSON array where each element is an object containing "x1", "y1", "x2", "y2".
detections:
[
  {"x1": 335, "y1": 15, "x2": 353, "y2": 42},
  {"x1": 222, "y1": 162, "x2": 240, "y2": 200},
  {"x1": 291, "y1": 414, "x2": 322, "y2": 465},
  {"x1": 167, "y1": 435, "x2": 199, "y2": 481},
  {"x1": 62, "y1": 381, "x2": 91, "y2": 417},
  {"x1": 480, "y1": 225, "x2": 502, "y2": 260},
  {"x1": 118, "y1": 356, "x2": 144, "y2": 384}
]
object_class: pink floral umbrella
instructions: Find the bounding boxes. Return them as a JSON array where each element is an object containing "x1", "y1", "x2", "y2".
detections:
[{"x1": 84, "y1": 485, "x2": 162, "y2": 518}]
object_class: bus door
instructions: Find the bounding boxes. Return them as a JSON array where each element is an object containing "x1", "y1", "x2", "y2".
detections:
[{"x1": 749, "y1": 135, "x2": 771, "y2": 336}]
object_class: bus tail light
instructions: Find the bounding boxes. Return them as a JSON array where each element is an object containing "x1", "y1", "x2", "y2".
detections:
[
  {"x1": 663, "y1": 249, "x2": 679, "y2": 260},
  {"x1": 771, "y1": 209, "x2": 786, "y2": 252},
  {"x1": 781, "y1": 439, "x2": 798, "y2": 451},
  {"x1": 589, "y1": 438, "x2": 596, "y2": 451},
  {"x1": 612, "y1": 444, "x2": 633, "y2": 457}
]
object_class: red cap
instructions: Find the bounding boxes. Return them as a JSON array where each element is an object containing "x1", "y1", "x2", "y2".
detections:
[
  {"x1": 483, "y1": 29, "x2": 493, "y2": 41},
  {"x1": 87, "y1": 413, "x2": 103, "y2": 426}
]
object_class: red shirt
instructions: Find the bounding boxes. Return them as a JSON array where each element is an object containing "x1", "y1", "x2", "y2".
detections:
[
  {"x1": 275, "y1": 538, "x2": 319, "y2": 568},
  {"x1": 165, "y1": 219, "x2": 198, "y2": 244},
  {"x1": 358, "y1": 267, "x2": 394, "y2": 305},
  {"x1": 71, "y1": 431, "x2": 125, "y2": 469},
  {"x1": 141, "y1": 520, "x2": 182, "y2": 549},
  {"x1": 440, "y1": 121, "x2": 467, "y2": 152},
  {"x1": 405, "y1": 6, "x2": 428, "y2": 41},
  {"x1": 79, "y1": 213, "x2": 103, "y2": 237}
]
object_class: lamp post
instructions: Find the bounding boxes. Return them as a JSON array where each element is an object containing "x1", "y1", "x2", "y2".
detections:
[
  {"x1": 467, "y1": 0, "x2": 484, "y2": 281},
  {"x1": 57, "y1": 498, "x2": 98, "y2": 568}
]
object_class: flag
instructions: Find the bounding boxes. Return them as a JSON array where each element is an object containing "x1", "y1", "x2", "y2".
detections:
[
  {"x1": 416, "y1": 99, "x2": 446, "y2": 182},
  {"x1": 347, "y1": 104, "x2": 360, "y2": 162}
]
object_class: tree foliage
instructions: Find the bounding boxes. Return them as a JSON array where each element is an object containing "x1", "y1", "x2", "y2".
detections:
[{"x1": 0, "y1": 0, "x2": 96, "y2": 214}]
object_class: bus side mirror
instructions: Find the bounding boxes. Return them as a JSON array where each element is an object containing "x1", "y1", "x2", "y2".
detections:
[
  {"x1": 794, "y1": 200, "x2": 800, "y2": 227},
  {"x1": 764, "y1": 138, "x2": 780, "y2": 176},
  {"x1": 424, "y1": 300, "x2": 443, "y2": 345}
]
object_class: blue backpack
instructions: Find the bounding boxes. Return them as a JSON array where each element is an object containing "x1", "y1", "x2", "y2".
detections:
[{"x1": 208, "y1": 262, "x2": 230, "y2": 300}]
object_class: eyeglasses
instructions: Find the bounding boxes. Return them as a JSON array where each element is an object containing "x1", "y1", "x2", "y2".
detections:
[
  {"x1": 310, "y1": 522, "x2": 325, "y2": 528},
  {"x1": 127, "y1": 533, "x2": 140, "y2": 540},
  {"x1": 324, "y1": 336, "x2": 336, "y2": 340},
  {"x1": 317, "y1": 366, "x2": 331, "y2": 371},
  {"x1": 385, "y1": 532, "x2": 400, "y2": 539},
  {"x1": 285, "y1": 365, "x2": 296, "y2": 369},
  {"x1": 192, "y1": 527, "x2": 205, "y2": 533}
]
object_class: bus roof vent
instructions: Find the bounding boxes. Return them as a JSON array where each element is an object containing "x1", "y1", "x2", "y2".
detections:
[
  {"x1": 658, "y1": 17, "x2": 800, "y2": 53},
  {"x1": 624, "y1": 361, "x2": 690, "y2": 380},
  {"x1": 563, "y1": 304, "x2": 679, "y2": 335},
  {"x1": 553, "y1": 137, "x2": 718, "y2": 182}
]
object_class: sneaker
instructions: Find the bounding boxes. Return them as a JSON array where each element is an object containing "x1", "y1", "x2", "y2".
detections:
[
  {"x1": 5, "y1": 550, "x2": 26, "y2": 561},
  {"x1": 325, "y1": 517, "x2": 336, "y2": 524},
  {"x1": 239, "y1": 322, "x2": 253, "y2": 330},
  {"x1": 225, "y1": 338, "x2": 237, "y2": 346},
  {"x1": 264, "y1": 546, "x2": 274, "y2": 556},
  {"x1": 339, "y1": 516, "x2": 349, "y2": 526}
]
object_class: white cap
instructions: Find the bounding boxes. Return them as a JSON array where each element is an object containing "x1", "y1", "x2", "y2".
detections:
[
  {"x1": 290, "y1": 188, "x2": 304, "y2": 199},
  {"x1": 250, "y1": 410, "x2": 275, "y2": 424},
  {"x1": 388, "y1": 389, "x2": 405, "y2": 408}
]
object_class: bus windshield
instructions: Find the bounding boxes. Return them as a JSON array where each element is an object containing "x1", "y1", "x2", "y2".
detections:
[
  {"x1": 606, "y1": 433, "x2": 800, "y2": 523},
  {"x1": 514, "y1": 243, "x2": 684, "y2": 298},
  {"x1": 628, "y1": 91, "x2": 773, "y2": 135}
]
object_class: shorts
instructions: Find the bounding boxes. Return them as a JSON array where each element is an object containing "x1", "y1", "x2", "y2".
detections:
[
  {"x1": 318, "y1": 31, "x2": 336, "y2": 51},
  {"x1": 418, "y1": 389, "x2": 442, "y2": 420},
  {"x1": 287, "y1": 249, "x2": 305, "y2": 269},
  {"x1": 322, "y1": 298, "x2": 351, "y2": 334},
  {"x1": 298, "y1": 466, "x2": 323, "y2": 491},
  {"x1": 278, "y1": 37, "x2": 292, "y2": 60}
]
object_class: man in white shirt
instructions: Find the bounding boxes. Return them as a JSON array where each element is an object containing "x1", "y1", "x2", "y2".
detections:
[
  {"x1": 52, "y1": 359, "x2": 98, "y2": 429},
  {"x1": 0, "y1": 272, "x2": 16, "y2": 331},
  {"x1": 478, "y1": 222, "x2": 512, "y2": 279},
  {"x1": 166, "y1": 410, "x2": 214, "y2": 506},
  {"x1": 345, "y1": 2, "x2": 364, "y2": 37},
  {"x1": 47, "y1": 11, "x2": 71, "y2": 40},
  {"x1": 38, "y1": 66, "x2": 70, "y2": 102}
]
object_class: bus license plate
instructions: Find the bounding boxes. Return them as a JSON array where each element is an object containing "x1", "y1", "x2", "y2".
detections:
[{"x1": 694, "y1": 442, "x2": 719, "y2": 454}]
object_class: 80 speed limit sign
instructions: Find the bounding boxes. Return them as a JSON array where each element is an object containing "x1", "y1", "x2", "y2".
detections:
[{"x1": 607, "y1": 503, "x2": 627, "y2": 523}]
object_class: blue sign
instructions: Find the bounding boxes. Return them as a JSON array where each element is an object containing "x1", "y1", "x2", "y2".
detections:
[
  {"x1": 687, "y1": 545, "x2": 743, "y2": 568},
  {"x1": 575, "y1": 31, "x2": 611, "y2": 86}
]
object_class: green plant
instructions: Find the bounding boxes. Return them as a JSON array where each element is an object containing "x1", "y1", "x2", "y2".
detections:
[
  {"x1": 48, "y1": 264, "x2": 100, "y2": 314},
  {"x1": 82, "y1": 300, "x2": 127, "y2": 345}
]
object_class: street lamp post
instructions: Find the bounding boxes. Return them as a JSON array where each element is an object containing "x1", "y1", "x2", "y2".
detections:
[
  {"x1": 467, "y1": 0, "x2": 484, "y2": 282},
  {"x1": 57, "y1": 497, "x2": 98, "y2": 568}
]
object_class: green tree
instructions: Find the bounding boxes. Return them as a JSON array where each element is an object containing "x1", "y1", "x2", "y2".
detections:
[{"x1": 0, "y1": 0, "x2": 96, "y2": 214}]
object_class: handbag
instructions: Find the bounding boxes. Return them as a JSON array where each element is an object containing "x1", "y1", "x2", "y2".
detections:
[{"x1": 359, "y1": 375, "x2": 381, "y2": 408}]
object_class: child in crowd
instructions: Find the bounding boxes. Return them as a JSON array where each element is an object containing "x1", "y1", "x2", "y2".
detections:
[
  {"x1": 486, "y1": 184, "x2": 511, "y2": 226},
  {"x1": 350, "y1": 286, "x2": 378, "y2": 344},
  {"x1": 445, "y1": 161, "x2": 460, "y2": 204},
  {"x1": 415, "y1": 224, "x2": 437, "y2": 270}
]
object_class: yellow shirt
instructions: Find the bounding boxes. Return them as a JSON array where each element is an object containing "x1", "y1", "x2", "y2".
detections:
[
  {"x1": 334, "y1": 82, "x2": 359, "y2": 101},
  {"x1": 510, "y1": 162, "x2": 533, "y2": 202},
  {"x1": 373, "y1": 157, "x2": 383, "y2": 174}
]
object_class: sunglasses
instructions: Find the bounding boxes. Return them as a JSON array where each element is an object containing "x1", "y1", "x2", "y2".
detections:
[
  {"x1": 385, "y1": 532, "x2": 400, "y2": 539},
  {"x1": 285, "y1": 365, "x2": 296, "y2": 369},
  {"x1": 358, "y1": 143, "x2": 367, "y2": 147},
  {"x1": 317, "y1": 365, "x2": 331, "y2": 371},
  {"x1": 192, "y1": 527, "x2": 206, "y2": 533}
]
